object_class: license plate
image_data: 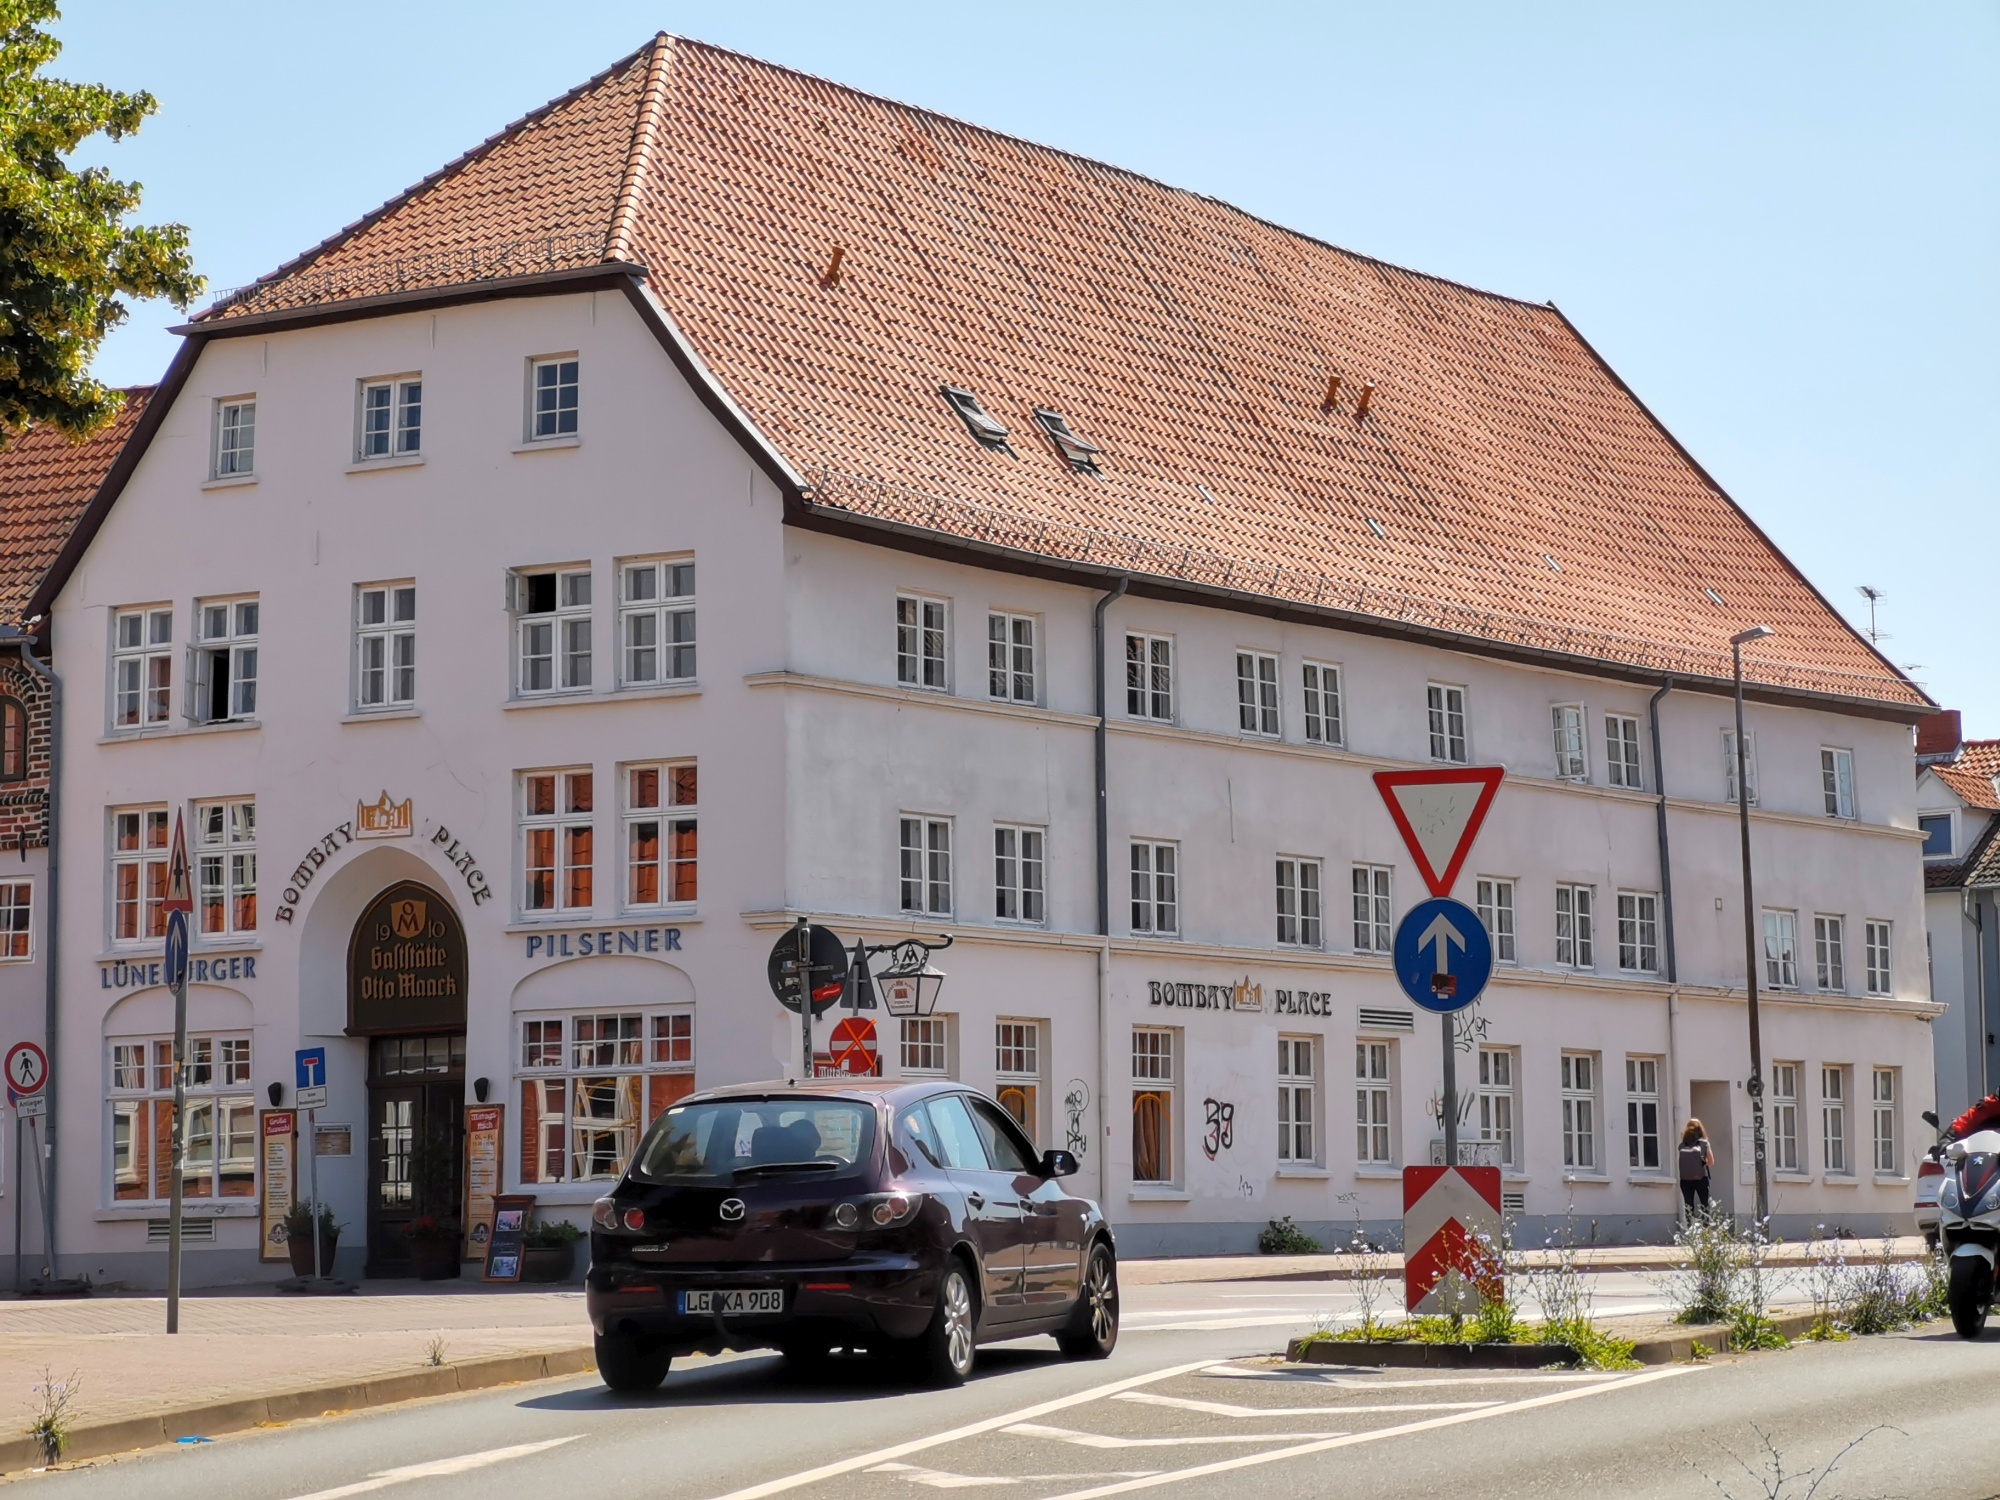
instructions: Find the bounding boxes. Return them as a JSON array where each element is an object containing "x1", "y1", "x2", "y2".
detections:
[{"x1": 678, "y1": 1288, "x2": 784, "y2": 1317}]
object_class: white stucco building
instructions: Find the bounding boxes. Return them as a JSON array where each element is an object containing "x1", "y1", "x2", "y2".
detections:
[
  {"x1": 1913, "y1": 711, "x2": 1998, "y2": 1124},
  {"x1": 6, "y1": 37, "x2": 1939, "y2": 1286}
]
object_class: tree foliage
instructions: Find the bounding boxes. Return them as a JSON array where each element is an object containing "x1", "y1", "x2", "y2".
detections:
[{"x1": 0, "y1": 0, "x2": 201, "y2": 444}]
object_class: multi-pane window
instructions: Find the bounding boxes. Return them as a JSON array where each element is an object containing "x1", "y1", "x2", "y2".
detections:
[
  {"x1": 896, "y1": 595, "x2": 948, "y2": 690},
  {"x1": 1236, "y1": 651, "x2": 1279, "y2": 736},
  {"x1": 1427, "y1": 683, "x2": 1468, "y2": 764},
  {"x1": 1821, "y1": 748, "x2": 1856, "y2": 820},
  {"x1": 110, "y1": 1035, "x2": 254, "y2": 1202},
  {"x1": 521, "y1": 770, "x2": 594, "y2": 914},
  {"x1": 619, "y1": 558, "x2": 696, "y2": 686},
  {"x1": 1813, "y1": 915, "x2": 1846, "y2": 992},
  {"x1": 995, "y1": 1021, "x2": 1041, "y2": 1142},
  {"x1": 0, "y1": 879, "x2": 31, "y2": 960},
  {"x1": 1475, "y1": 1047, "x2": 1516, "y2": 1168},
  {"x1": 1277, "y1": 1037, "x2": 1316, "y2": 1164},
  {"x1": 1822, "y1": 1065, "x2": 1849, "y2": 1174},
  {"x1": 192, "y1": 597, "x2": 259, "y2": 723},
  {"x1": 112, "y1": 607, "x2": 173, "y2": 729},
  {"x1": 1605, "y1": 713, "x2": 1643, "y2": 790},
  {"x1": 1302, "y1": 661, "x2": 1343, "y2": 745},
  {"x1": 1125, "y1": 633, "x2": 1173, "y2": 722},
  {"x1": 624, "y1": 763, "x2": 696, "y2": 908},
  {"x1": 987, "y1": 613, "x2": 1036, "y2": 703},
  {"x1": 1555, "y1": 884, "x2": 1594, "y2": 968},
  {"x1": 900, "y1": 816, "x2": 953, "y2": 917},
  {"x1": 110, "y1": 807, "x2": 169, "y2": 943},
  {"x1": 900, "y1": 1016, "x2": 951, "y2": 1076},
  {"x1": 1864, "y1": 921, "x2": 1892, "y2": 997},
  {"x1": 1551, "y1": 705, "x2": 1588, "y2": 782},
  {"x1": 213, "y1": 398, "x2": 255, "y2": 477},
  {"x1": 1723, "y1": 729, "x2": 1759, "y2": 806},
  {"x1": 1131, "y1": 1029, "x2": 1176, "y2": 1184},
  {"x1": 529, "y1": 356, "x2": 579, "y2": 440},
  {"x1": 354, "y1": 584, "x2": 416, "y2": 710},
  {"x1": 1771, "y1": 1063, "x2": 1800, "y2": 1172},
  {"x1": 1617, "y1": 892, "x2": 1659, "y2": 974},
  {"x1": 1872, "y1": 1068, "x2": 1898, "y2": 1174},
  {"x1": 514, "y1": 568, "x2": 592, "y2": 694},
  {"x1": 1762, "y1": 910, "x2": 1799, "y2": 989},
  {"x1": 1274, "y1": 857, "x2": 1322, "y2": 947},
  {"x1": 0, "y1": 696, "x2": 21, "y2": 781},
  {"x1": 1356, "y1": 1041, "x2": 1393, "y2": 1165},
  {"x1": 1130, "y1": 840, "x2": 1179, "y2": 936},
  {"x1": 1560, "y1": 1053, "x2": 1598, "y2": 1172},
  {"x1": 1625, "y1": 1056, "x2": 1661, "y2": 1171},
  {"x1": 195, "y1": 799, "x2": 256, "y2": 936},
  {"x1": 1352, "y1": 864, "x2": 1392, "y2": 952},
  {"x1": 993, "y1": 825, "x2": 1045, "y2": 924},
  {"x1": 1476, "y1": 878, "x2": 1517, "y2": 962},
  {"x1": 518, "y1": 1011, "x2": 695, "y2": 1184},
  {"x1": 358, "y1": 377, "x2": 422, "y2": 459}
]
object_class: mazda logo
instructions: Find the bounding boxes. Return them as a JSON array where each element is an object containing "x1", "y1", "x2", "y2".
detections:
[{"x1": 719, "y1": 1198, "x2": 746, "y2": 1222}]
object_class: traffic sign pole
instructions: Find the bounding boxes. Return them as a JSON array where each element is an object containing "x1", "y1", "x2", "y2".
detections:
[
  {"x1": 1441, "y1": 1015, "x2": 1458, "y2": 1166},
  {"x1": 795, "y1": 918, "x2": 813, "y2": 1078},
  {"x1": 162, "y1": 813, "x2": 193, "y2": 1334}
]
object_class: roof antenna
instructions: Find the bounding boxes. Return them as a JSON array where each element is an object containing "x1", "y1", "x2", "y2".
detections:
[
  {"x1": 822, "y1": 245, "x2": 846, "y2": 287},
  {"x1": 1321, "y1": 374, "x2": 1341, "y2": 410},
  {"x1": 1855, "y1": 585, "x2": 1887, "y2": 645},
  {"x1": 1355, "y1": 382, "x2": 1375, "y2": 419}
]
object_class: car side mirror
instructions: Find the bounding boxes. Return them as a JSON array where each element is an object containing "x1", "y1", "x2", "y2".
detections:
[
  {"x1": 1922, "y1": 1110, "x2": 1940, "y2": 1128},
  {"x1": 1041, "y1": 1149, "x2": 1079, "y2": 1178}
]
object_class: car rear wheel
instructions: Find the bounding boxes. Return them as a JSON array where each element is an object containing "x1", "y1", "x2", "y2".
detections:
[
  {"x1": 595, "y1": 1331, "x2": 672, "y2": 1391},
  {"x1": 908, "y1": 1261, "x2": 978, "y2": 1386},
  {"x1": 1057, "y1": 1240, "x2": 1119, "y2": 1359}
]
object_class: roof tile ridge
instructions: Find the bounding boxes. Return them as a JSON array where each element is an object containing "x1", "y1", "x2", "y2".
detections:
[
  {"x1": 606, "y1": 33, "x2": 675, "y2": 264},
  {"x1": 195, "y1": 37, "x2": 660, "y2": 319}
]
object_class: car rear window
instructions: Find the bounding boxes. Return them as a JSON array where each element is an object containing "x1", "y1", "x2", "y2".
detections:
[{"x1": 630, "y1": 1098, "x2": 878, "y2": 1183}]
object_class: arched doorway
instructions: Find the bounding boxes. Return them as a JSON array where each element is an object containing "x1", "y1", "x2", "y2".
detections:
[{"x1": 347, "y1": 881, "x2": 467, "y2": 1276}]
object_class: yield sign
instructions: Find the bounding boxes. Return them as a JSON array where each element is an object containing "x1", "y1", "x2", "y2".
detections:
[{"x1": 1372, "y1": 767, "x2": 1504, "y2": 898}]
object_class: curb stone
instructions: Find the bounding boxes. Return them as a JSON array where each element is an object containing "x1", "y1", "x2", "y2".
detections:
[
  {"x1": 1284, "y1": 1308, "x2": 1840, "y2": 1370},
  {"x1": 0, "y1": 1346, "x2": 595, "y2": 1474}
]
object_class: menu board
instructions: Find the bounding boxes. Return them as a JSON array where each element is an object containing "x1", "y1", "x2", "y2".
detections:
[
  {"x1": 483, "y1": 1193, "x2": 535, "y2": 1282},
  {"x1": 462, "y1": 1106, "x2": 505, "y2": 1264},
  {"x1": 258, "y1": 1111, "x2": 297, "y2": 1262}
]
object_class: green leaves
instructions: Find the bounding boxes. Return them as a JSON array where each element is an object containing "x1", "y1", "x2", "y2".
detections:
[{"x1": 0, "y1": 0, "x2": 202, "y2": 445}]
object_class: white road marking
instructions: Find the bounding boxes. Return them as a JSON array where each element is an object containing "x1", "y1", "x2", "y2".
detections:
[
  {"x1": 1039, "y1": 1366, "x2": 1701, "y2": 1498},
  {"x1": 868, "y1": 1463, "x2": 1162, "y2": 1489},
  {"x1": 280, "y1": 1436, "x2": 582, "y2": 1500},
  {"x1": 703, "y1": 1360, "x2": 1220, "y2": 1500},
  {"x1": 1113, "y1": 1391, "x2": 1499, "y2": 1417},
  {"x1": 1122, "y1": 1315, "x2": 1320, "y2": 1332},
  {"x1": 1202, "y1": 1366, "x2": 1627, "y2": 1386},
  {"x1": 1003, "y1": 1423, "x2": 1347, "y2": 1449}
]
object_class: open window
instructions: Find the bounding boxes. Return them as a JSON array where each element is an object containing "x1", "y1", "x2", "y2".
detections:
[
  {"x1": 189, "y1": 598, "x2": 259, "y2": 723},
  {"x1": 1032, "y1": 408, "x2": 1102, "y2": 473},
  {"x1": 940, "y1": 386, "x2": 1011, "y2": 451}
]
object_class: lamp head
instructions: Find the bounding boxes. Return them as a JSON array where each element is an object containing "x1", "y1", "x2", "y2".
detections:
[{"x1": 1730, "y1": 625, "x2": 1776, "y2": 647}]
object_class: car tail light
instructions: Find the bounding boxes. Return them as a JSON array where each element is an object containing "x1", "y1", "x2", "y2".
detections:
[
  {"x1": 1919, "y1": 1159, "x2": 1944, "y2": 1179},
  {"x1": 622, "y1": 1208, "x2": 647, "y2": 1231},
  {"x1": 592, "y1": 1197, "x2": 619, "y2": 1231},
  {"x1": 869, "y1": 1193, "x2": 921, "y2": 1227}
]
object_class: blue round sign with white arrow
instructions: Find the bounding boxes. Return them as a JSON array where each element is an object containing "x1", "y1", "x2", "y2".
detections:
[{"x1": 1392, "y1": 897, "x2": 1492, "y2": 1014}]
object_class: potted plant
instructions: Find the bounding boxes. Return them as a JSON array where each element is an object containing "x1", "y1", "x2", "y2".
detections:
[
  {"x1": 520, "y1": 1219, "x2": 582, "y2": 1283},
  {"x1": 283, "y1": 1202, "x2": 341, "y2": 1279},
  {"x1": 403, "y1": 1215, "x2": 461, "y2": 1280}
]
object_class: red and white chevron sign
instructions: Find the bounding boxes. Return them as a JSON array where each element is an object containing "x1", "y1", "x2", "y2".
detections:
[{"x1": 1403, "y1": 1165, "x2": 1504, "y2": 1313}]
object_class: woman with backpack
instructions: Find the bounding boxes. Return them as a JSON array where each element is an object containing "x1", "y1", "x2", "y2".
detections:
[{"x1": 1677, "y1": 1119, "x2": 1715, "y2": 1215}]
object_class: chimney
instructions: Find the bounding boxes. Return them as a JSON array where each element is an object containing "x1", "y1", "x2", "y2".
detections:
[{"x1": 1915, "y1": 708, "x2": 1962, "y2": 761}]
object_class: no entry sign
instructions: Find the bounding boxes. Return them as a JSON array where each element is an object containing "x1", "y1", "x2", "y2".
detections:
[{"x1": 827, "y1": 1016, "x2": 878, "y2": 1076}]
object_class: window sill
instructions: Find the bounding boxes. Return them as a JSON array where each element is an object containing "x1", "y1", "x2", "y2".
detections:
[
  {"x1": 1127, "y1": 1188, "x2": 1192, "y2": 1203},
  {"x1": 505, "y1": 912, "x2": 699, "y2": 933},
  {"x1": 1822, "y1": 1174, "x2": 1860, "y2": 1187},
  {"x1": 1874, "y1": 1173, "x2": 1909, "y2": 1185},
  {"x1": 604, "y1": 682, "x2": 701, "y2": 704},
  {"x1": 1274, "y1": 1167, "x2": 1330, "y2": 1180},
  {"x1": 97, "y1": 939, "x2": 264, "y2": 964},
  {"x1": 97, "y1": 1204, "x2": 257, "y2": 1221},
  {"x1": 1627, "y1": 1175, "x2": 1676, "y2": 1187},
  {"x1": 200, "y1": 474, "x2": 258, "y2": 491},
  {"x1": 1773, "y1": 1171, "x2": 1812, "y2": 1182},
  {"x1": 345, "y1": 454, "x2": 425, "y2": 474},
  {"x1": 341, "y1": 707, "x2": 422, "y2": 725},
  {"x1": 1560, "y1": 1173, "x2": 1612, "y2": 1185},
  {"x1": 99, "y1": 718, "x2": 260, "y2": 746},
  {"x1": 502, "y1": 691, "x2": 595, "y2": 711},
  {"x1": 1354, "y1": 1165, "x2": 1404, "y2": 1179},
  {"x1": 512, "y1": 435, "x2": 581, "y2": 453}
]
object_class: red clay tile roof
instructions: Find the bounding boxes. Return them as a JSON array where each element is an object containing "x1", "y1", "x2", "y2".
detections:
[
  {"x1": 196, "y1": 36, "x2": 1922, "y2": 710},
  {"x1": 0, "y1": 389, "x2": 153, "y2": 624},
  {"x1": 1933, "y1": 741, "x2": 2000, "y2": 813}
]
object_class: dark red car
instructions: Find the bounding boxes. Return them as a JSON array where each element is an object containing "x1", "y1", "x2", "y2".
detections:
[{"x1": 585, "y1": 1078, "x2": 1119, "y2": 1390}]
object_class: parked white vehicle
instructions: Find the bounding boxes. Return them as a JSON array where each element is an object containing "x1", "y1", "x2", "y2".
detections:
[{"x1": 1937, "y1": 1125, "x2": 2000, "y2": 1338}]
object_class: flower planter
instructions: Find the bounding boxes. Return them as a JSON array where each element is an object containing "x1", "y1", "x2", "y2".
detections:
[
  {"x1": 1286, "y1": 1335, "x2": 1580, "y2": 1370},
  {"x1": 286, "y1": 1229, "x2": 339, "y2": 1279},
  {"x1": 520, "y1": 1243, "x2": 577, "y2": 1283},
  {"x1": 409, "y1": 1236, "x2": 461, "y2": 1280}
]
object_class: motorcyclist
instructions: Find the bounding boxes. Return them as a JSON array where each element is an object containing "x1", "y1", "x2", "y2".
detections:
[{"x1": 1949, "y1": 1093, "x2": 2000, "y2": 1140}]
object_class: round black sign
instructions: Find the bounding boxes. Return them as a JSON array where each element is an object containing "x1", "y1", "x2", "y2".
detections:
[{"x1": 767, "y1": 924, "x2": 850, "y2": 1016}]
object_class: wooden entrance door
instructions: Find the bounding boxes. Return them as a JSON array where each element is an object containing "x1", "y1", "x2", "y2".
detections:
[{"x1": 365, "y1": 1033, "x2": 465, "y2": 1277}]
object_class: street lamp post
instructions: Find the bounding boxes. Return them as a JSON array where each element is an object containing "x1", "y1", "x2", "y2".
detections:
[{"x1": 1731, "y1": 625, "x2": 1775, "y2": 1227}]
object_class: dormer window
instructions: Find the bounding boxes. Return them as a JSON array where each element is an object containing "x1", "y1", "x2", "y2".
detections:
[
  {"x1": 940, "y1": 387, "x2": 1010, "y2": 450},
  {"x1": 1033, "y1": 408, "x2": 1102, "y2": 474}
]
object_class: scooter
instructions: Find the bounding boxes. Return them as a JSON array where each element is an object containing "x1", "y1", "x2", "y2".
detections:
[{"x1": 1929, "y1": 1106, "x2": 2000, "y2": 1339}]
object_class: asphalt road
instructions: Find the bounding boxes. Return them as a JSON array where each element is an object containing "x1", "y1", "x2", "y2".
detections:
[{"x1": 11, "y1": 1276, "x2": 2000, "y2": 1500}]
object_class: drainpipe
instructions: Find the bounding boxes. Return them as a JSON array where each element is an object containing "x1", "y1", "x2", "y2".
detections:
[
  {"x1": 1092, "y1": 579, "x2": 1128, "y2": 1201},
  {"x1": 11, "y1": 629, "x2": 59, "y2": 1280},
  {"x1": 1648, "y1": 679, "x2": 1682, "y2": 1138}
]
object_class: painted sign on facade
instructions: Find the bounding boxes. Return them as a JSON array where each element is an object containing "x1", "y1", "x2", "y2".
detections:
[{"x1": 346, "y1": 881, "x2": 468, "y2": 1033}]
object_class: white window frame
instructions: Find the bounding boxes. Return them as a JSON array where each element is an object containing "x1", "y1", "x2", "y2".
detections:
[
  {"x1": 190, "y1": 596, "x2": 260, "y2": 723},
  {"x1": 212, "y1": 397, "x2": 256, "y2": 478},
  {"x1": 1427, "y1": 682, "x2": 1468, "y2": 764},
  {"x1": 512, "y1": 567, "x2": 592, "y2": 695},
  {"x1": 516, "y1": 1008, "x2": 694, "y2": 1185},
  {"x1": 1130, "y1": 839, "x2": 1179, "y2": 936},
  {"x1": 622, "y1": 762, "x2": 696, "y2": 911},
  {"x1": 1275, "y1": 856, "x2": 1322, "y2": 948},
  {"x1": 1560, "y1": 1052, "x2": 1599, "y2": 1174},
  {"x1": 1616, "y1": 891, "x2": 1659, "y2": 974},
  {"x1": 1821, "y1": 747, "x2": 1856, "y2": 820},
  {"x1": 1872, "y1": 1068, "x2": 1899, "y2": 1175},
  {"x1": 1723, "y1": 728, "x2": 1759, "y2": 806},
  {"x1": 1124, "y1": 632, "x2": 1174, "y2": 723},
  {"x1": 1762, "y1": 909, "x2": 1799, "y2": 990},
  {"x1": 1551, "y1": 704, "x2": 1589, "y2": 782},
  {"x1": 1771, "y1": 1062, "x2": 1801, "y2": 1173},
  {"x1": 0, "y1": 877, "x2": 32, "y2": 961},
  {"x1": 1555, "y1": 883, "x2": 1595, "y2": 969},
  {"x1": 1131, "y1": 1027, "x2": 1178, "y2": 1186},
  {"x1": 900, "y1": 815, "x2": 953, "y2": 917},
  {"x1": 1352, "y1": 864, "x2": 1392, "y2": 953},
  {"x1": 987, "y1": 612, "x2": 1037, "y2": 704},
  {"x1": 1476, "y1": 877, "x2": 1517, "y2": 963},
  {"x1": 356, "y1": 375, "x2": 422, "y2": 460},
  {"x1": 993, "y1": 824, "x2": 1046, "y2": 925},
  {"x1": 1625, "y1": 1056, "x2": 1662, "y2": 1173},
  {"x1": 1302, "y1": 660, "x2": 1343, "y2": 746},
  {"x1": 109, "y1": 805, "x2": 169, "y2": 946},
  {"x1": 194, "y1": 798, "x2": 256, "y2": 938},
  {"x1": 1355, "y1": 1039, "x2": 1394, "y2": 1166},
  {"x1": 995, "y1": 1020, "x2": 1045, "y2": 1143},
  {"x1": 527, "y1": 355, "x2": 579, "y2": 442},
  {"x1": 108, "y1": 1033, "x2": 255, "y2": 1205},
  {"x1": 354, "y1": 582, "x2": 416, "y2": 711},
  {"x1": 111, "y1": 605, "x2": 174, "y2": 731},
  {"x1": 1277, "y1": 1035, "x2": 1318, "y2": 1166},
  {"x1": 618, "y1": 556, "x2": 696, "y2": 687},
  {"x1": 1813, "y1": 914, "x2": 1846, "y2": 992},
  {"x1": 900, "y1": 1014, "x2": 954, "y2": 1077},
  {"x1": 1475, "y1": 1046, "x2": 1517, "y2": 1169},
  {"x1": 1919, "y1": 812, "x2": 1956, "y2": 861},
  {"x1": 1822, "y1": 1064, "x2": 1850, "y2": 1176},
  {"x1": 1605, "y1": 713, "x2": 1644, "y2": 790},
  {"x1": 1236, "y1": 650, "x2": 1280, "y2": 737},
  {"x1": 897, "y1": 594, "x2": 949, "y2": 691},
  {"x1": 1864, "y1": 921, "x2": 1892, "y2": 997},
  {"x1": 519, "y1": 768, "x2": 595, "y2": 916}
]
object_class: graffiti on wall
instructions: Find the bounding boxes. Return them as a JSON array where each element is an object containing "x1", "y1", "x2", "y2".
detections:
[
  {"x1": 1064, "y1": 1079, "x2": 1092, "y2": 1158},
  {"x1": 1201, "y1": 1098, "x2": 1236, "y2": 1160}
]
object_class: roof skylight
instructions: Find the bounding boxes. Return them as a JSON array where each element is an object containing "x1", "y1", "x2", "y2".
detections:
[
  {"x1": 941, "y1": 386, "x2": 1011, "y2": 450},
  {"x1": 1033, "y1": 409, "x2": 1103, "y2": 474}
]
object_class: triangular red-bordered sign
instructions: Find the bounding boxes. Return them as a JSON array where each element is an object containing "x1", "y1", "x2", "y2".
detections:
[
  {"x1": 1372, "y1": 767, "x2": 1504, "y2": 898},
  {"x1": 164, "y1": 810, "x2": 193, "y2": 915}
]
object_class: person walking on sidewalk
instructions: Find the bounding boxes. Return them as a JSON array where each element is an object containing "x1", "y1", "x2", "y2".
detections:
[{"x1": 1678, "y1": 1118, "x2": 1715, "y2": 1216}]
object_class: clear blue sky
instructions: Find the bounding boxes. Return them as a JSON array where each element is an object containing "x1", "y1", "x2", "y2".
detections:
[{"x1": 62, "y1": 3, "x2": 1997, "y2": 728}]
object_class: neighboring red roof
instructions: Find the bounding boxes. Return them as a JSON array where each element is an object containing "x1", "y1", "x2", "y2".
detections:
[
  {"x1": 0, "y1": 389, "x2": 153, "y2": 623},
  {"x1": 193, "y1": 36, "x2": 1921, "y2": 709},
  {"x1": 1933, "y1": 741, "x2": 2000, "y2": 813}
]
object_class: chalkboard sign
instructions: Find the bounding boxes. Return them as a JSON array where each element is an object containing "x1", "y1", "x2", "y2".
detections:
[{"x1": 482, "y1": 1193, "x2": 535, "y2": 1282}]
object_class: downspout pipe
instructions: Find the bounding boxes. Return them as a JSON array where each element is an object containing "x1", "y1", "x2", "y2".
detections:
[
  {"x1": 12, "y1": 629, "x2": 58, "y2": 1279},
  {"x1": 1648, "y1": 679, "x2": 1678, "y2": 984},
  {"x1": 1092, "y1": 578, "x2": 1128, "y2": 1203}
]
